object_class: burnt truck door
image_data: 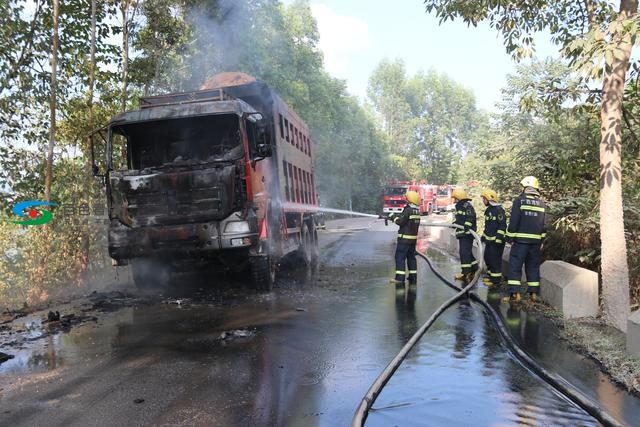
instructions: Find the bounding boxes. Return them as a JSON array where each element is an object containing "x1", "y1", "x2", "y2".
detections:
[
  {"x1": 243, "y1": 113, "x2": 281, "y2": 290},
  {"x1": 243, "y1": 113, "x2": 281, "y2": 255}
]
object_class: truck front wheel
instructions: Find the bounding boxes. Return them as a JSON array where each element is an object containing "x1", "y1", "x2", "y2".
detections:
[
  {"x1": 131, "y1": 258, "x2": 170, "y2": 290},
  {"x1": 249, "y1": 255, "x2": 275, "y2": 291}
]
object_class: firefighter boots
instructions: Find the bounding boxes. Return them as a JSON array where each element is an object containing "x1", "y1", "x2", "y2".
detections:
[
  {"x1": 464, "y1": 272, "x2": 475, "y2": 285},
  {"x1": 502, "y1": 292, "x2": 522, "y2": 303}
]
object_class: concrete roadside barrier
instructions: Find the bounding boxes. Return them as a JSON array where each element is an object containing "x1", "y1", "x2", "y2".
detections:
[
  {"x1": 540, "y1": 261, "x2": 598, "y2": 319},
  {"x1": 627, "y1": 310, "x2": 640, "y2": 357}
]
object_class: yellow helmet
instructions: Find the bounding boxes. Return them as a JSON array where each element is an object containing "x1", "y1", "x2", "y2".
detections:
[
  {"x1": 405, "y1": 190, "x2": 420, "y2": 205},
  {"x1": 520, "y1": 176, "x2": 540, "y2": 190},
  {"x1": 452, "y1": 188, "x2": 468, "y2": 201},
  {"x1": 481, "y1": 189, "x2": 498, "y2": 202}
]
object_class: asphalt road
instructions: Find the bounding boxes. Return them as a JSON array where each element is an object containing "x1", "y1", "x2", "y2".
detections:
[{"x1": 0, "y1": 217, "x2": 636, "y2": 426}]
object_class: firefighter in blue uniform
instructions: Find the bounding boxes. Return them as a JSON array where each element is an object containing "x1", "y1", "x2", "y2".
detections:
[
  {"x1": 480, "y1": 189, "x2": 507, "y2": 287},
  {"x1": 388, "y1": 191, "x2": 421, "y2": 286},
  {"x1": 505, "y1": 176, "x2": 546, "y2": 302},
  {"x1": 452, "y1": 188, "x2": 477, "y2": 284}
]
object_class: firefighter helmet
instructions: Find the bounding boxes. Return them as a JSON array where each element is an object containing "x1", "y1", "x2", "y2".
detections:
[
  {"x1": 481, "y1": 189, "x2": 498, "y2": 202},
  {"x1": 520, "y1": 176, "x2": 540, "y2": 190},
  {"x1": 405, "y1": 190, "x2": 420, "y2": 205},
  {"x1": 452, "y1": 188, "x2": 468, "y2": 201}
]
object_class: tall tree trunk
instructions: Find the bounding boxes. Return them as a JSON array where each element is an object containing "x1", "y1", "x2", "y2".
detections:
[
  {"x1": 121, "y1": 0, "x2": 130, "y2": 113},
  {"x1": 82, "y1": 0, "x2": 98, "y2": 269},
  {"x1": 119, "y1": 0, "x2": 132, "y2": 164},
  {"x1": 88, "y1": 0, "x2": 97, "y2": 131},
  {"x1": 44, "y1": 0, "x2": 59, "y2": 203},
  {"x1": 599, "y1": 0, "x2": 637, "y2": 332}
]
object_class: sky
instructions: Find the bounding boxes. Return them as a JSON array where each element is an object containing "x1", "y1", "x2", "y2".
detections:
[{"x1": 282, "y1": 0, "x2": 561, "y2": 112}]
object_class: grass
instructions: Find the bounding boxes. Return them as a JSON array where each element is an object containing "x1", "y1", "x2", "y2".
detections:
[{"x1": 536, "y1": 309, "x2": 640, "y2": 395}]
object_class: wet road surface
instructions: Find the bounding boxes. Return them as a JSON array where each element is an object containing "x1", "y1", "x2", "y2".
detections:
[{"x1": 0, "y1": 218, "x2": 638, "y2": 426}]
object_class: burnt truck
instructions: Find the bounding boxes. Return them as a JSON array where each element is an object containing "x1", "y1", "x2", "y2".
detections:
[{"x1": 92, "y1": 73, "x2": 320, "y2": 290}]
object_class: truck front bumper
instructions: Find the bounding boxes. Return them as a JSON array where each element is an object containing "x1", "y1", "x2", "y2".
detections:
[
  {"x1": 383, "y1": 207, "x2": 404, "y2": 213},
  {"x1": 108, "y1": 212, "x2": 258, "y2": 261}
]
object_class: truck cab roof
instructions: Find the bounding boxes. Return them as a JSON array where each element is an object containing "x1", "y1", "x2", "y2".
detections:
[{"x1": 109, "y1": 98, "x2": 258, "y2": 127}]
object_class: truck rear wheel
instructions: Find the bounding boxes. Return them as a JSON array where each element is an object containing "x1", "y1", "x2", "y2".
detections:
[
  {"x1": 250, "y1": 255, "x2": 275, "y2": 291},
  {"x1": 311, "y1": 227, "x2": 319, "y2": 264},
  {"x1": 298, "y1": 223, "x2": 314, "y2": 265}
]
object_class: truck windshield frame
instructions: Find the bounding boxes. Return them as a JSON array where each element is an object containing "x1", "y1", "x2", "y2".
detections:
[
  {"x1": 384, "y1": 186, "x2": 408, "y2": 196},
  {"x1": 108, "y1": 113, "x2": 243, "y2": 170}
]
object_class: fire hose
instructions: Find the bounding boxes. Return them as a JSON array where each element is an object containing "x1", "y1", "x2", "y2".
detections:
[
  {"x1": 351, "y1": 222, "x2": 621, "y2": 427},
  {"x1": 352, "y1": 223, "x2": 484, "y2": 426}
]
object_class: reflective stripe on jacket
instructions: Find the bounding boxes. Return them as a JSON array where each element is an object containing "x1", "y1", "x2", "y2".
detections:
[
  {"x1": 394, "y1": 203, "x2": 420, "y2": 243},
  {"x1": 454, "y1": 199, "x2": 476, "y2": 239},
  {"x1": 483, "y1": 204, "x2": 507, "y2": 244},
  {"x1": 506, "y1": 193, "x2": 546, "y2": 243}
]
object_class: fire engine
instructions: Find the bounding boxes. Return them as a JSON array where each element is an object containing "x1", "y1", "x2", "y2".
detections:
[
  {"x1": 92, "y1": 72, "x2": 320, "y2": 291},
  {"x1": 382, "y1": 180, "x2": 436, "y2": 215},
  {"x1": 434, "y1": 185, "x2": 456, "y2": 213}
]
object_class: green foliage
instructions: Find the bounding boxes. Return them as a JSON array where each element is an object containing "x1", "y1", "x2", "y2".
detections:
[
  {"x1": 367, "y1": 59, "x2": 484, "y2": 184},
  {"x1": 0, "y1": 155, "x2": 108, "y2": 308},
  {"x1": 463, "y1": 58, "x2": 640, "y2": 307}
]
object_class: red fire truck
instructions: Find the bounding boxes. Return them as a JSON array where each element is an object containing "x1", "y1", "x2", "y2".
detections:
[
  {"x1": 434, "y1": 185, "x2": 456, "y2": 213},
  {"x1": 93, "y1": 72, "x2": 320, "y2": 291},
  {"x1": 382, "y1": 180, "x2": 436, "y2": 215}
]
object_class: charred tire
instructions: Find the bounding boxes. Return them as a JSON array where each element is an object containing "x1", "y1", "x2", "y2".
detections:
[
  {"x1": 310, "y1": 227, "x2": 319, "y2": 264},
  {"x1": 298, "y1": 223, "x2": 314, "y2": 265},
  {"x1": 131, "y1": 258, "x2": 170, "y2": 290},
  {"x1": 250, "y1": 255, "x2": 275, "y2": 291}
]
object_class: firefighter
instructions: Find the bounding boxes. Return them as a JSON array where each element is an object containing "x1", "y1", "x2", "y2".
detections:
[
  {"x1": 505, "y1": 176, "x2": 546, "y2": 302},
  {"x1": 452, "y1": 188, "x2": 477, "y2": 283},
  {"x1": 480, "y1": 189, "x2": 506, "y2": 287},
  {"x1": 388, "y1": 190, "x2": 421, "y2": 286}
]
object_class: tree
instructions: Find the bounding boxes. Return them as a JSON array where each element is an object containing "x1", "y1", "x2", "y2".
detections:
[
  {"x1": 424, "y1": 0, "x2": 638, "y2": 331},
  {"x1": 44, "y1": 0, "x2": 59, "y2": 203},
  {"x1": 367, "y1": 59, "x2": 412, "y2": 142},
  {"x1": 367, "y1": 59, "x2": 483, "y2": 183}
]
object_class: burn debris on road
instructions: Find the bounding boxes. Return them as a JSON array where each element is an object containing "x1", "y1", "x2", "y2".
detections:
[
  {"x1": 219, "y1": 329, "x2": 256, "y2": 340},
  {"x1": 0, "y1": 352, "x2": 15, "y2": 364},
  {"x1": 87, "y1": 290, "x2": 151, "y2": 312},
  {"x1": 0, "y1": 310, "x2": 29, "y2": 325},
  {"x1": 43, "y1": 311, "x2": 97, "y2": 329},
  {"x1": 162, "y1": 298, "x2": 191, "y2": 308}
]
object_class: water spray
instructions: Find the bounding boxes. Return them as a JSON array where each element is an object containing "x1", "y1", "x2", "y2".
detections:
[
  {"x1": 281, "y1": 202, "x2": 379, "y2": 219},
  {"x1": 316, "y1": 207, "x2": 378, "y2": 218}
]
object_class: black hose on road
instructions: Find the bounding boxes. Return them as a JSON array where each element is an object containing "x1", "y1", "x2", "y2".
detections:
[
  {"x1": 352, "y1": 221, "x2": 621, "y2": 427},
  {"x1": 418, "y1": 249, "x2": 621, "y2": 427},
  {"x1": 351, "y1": 223, "x2": 484, "y2": 426}
]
